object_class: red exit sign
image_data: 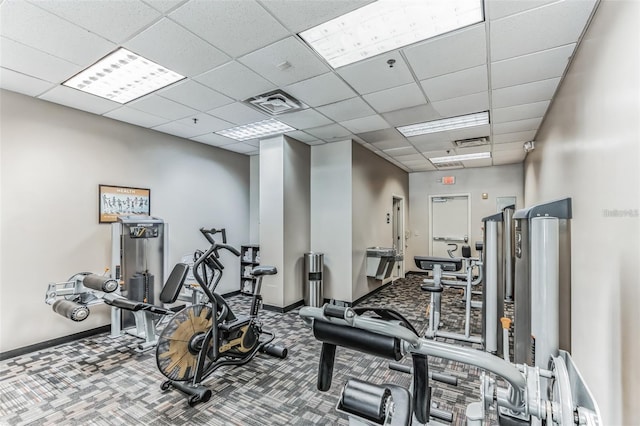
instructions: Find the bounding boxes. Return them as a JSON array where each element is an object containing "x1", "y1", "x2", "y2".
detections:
[{"x1": 442, "y1": 176, "x2": 456, "y2": 185}]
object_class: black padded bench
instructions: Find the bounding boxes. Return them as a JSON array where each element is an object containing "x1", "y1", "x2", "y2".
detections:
[{"x1": 414, "y1": 256, "x2": 462, "y2": 272}]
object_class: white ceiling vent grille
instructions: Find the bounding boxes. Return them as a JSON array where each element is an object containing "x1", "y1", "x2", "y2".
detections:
[
  {"x1": 244, "y1": 90, "x2": 307, "y2": 116},
  {"x1": 434, "y1": 161, "x2": 464, "y2": 169},
  {"x1": 453, "y1": 137, "x2": 489, "y2": 148}
]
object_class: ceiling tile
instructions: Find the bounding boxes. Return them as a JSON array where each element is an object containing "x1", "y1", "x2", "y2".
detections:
[
  {"x1": 455, "y1": 145, "x2": 492, "y2": 155},
  {"x1": 492, "y1": 130, "x2": 536, "y2": 144},
  {"x1": 152, "y1": 121, "x2": 203, "y2": 138},
  {"x1": 386, "y1": 151, "x2": 422, "y2": 160},
  {"x1": 128, "y1": 94, "x2": 199, "y2": 120},
  {"x1": 421, "y1": 150, "x2": 451, "y2": 158},
  {"x1": 430, "y1": 91, "x2": 489, "y2": 118},
  {"x1": 420, "y1": 65, "x2": 488, "y2": 102},
  {"x1": 339, "y1": 115, "x2": 389, "y2": 134},
  {"x1": 195, "y1": 61, "x2": 276, "y2": 101},
  {"x1": 103, "y1": 105, "x2": 169, "y2": 128},
  {"x1": 302, "y1": 140, "x2": 327, "y2": 146},
  {"x1": 259, "y1": 0, "x2": 373, "y2": 33},
  {"x1": 285, "y1": 130, "x2": 319, "y2": 143},
  {"x1": 493, "y1": 101, "x2": 550, "y2": 124},
  {"x1": 358, "y1": 128, "x2": 407, "y2": 146},
  {"x1": 169, "y1": 0, "x2": 290, "y2": 57},
  {"x1": 403, "y1": 24, "x2": 486, "y2": 80},
  {"x1": 411, "y1": 138, "x2": 457, "y2": 153},
  {"x1": 207, "y1": 102, "x2": 268, "y2": 125},
  {"x1": 363, "y1": 83, "x2": 426, "y2": 114},
  {"x1": 492, "y1": 149, "x2": 526, "y2": 164},
  {"x1": 38, "y1": 86, "x2": 120, "y2": 115},
  {"x1": 0, "y1": 0, "x2": 115, "y2": 66},
  {"x1": 33, "y1": 0, "x2": 161, "y2": 44},
  {"x1": 487, "y1": 0, "x2": 557, "y2": 20},
  {"x1": 400, "y1": 159, "x2": 430, "y2": 167},
  {"x1": 275, "y1": 109, "x2": 333, "y2": 129},
  {"x1": 141, "y1": 0, "x2": 186, "y2": 13},
  {"x1": 0, "y1": 67, "x2": 55, "y2": 96},
  {"x1": 316, "y1": 97, "x2": 375, "y2": 121},
  {"x1": 493, "y1": 141, "x2": 526, "y2": 151},
  {"x1": 305, "y1": 123, "x2": 351, "y2": 140},
  {"x1": 124, "y1": 18, "x2": 229, "y2": 77},
  {"x1": 0, "y1": 37, "x2": 81, "y2": 83},
  {"x1": 493, "y1": 117, "x2": 542, "y2": 135},
  {"x1": 382, "y1": 104, "x2": 440, "y2": 127},
  {"x1": 157, "y1": 80, "x2": 233, "y2": 111},
  {"x1": 239, "y1": 37, "x2": 329, "y2": 86},
  {"x1": 243, "y1": 139, "x2": 261, "y2": 148},
  {"x1": 490, "y1": 0, "x2": 597, "y2": 61},
  {"x1": 461, "y1": 158, "x2": 492, "y2": 168},
  {"x1": 176, "y1": 113, "x2": 233, "y2": 133},
  {"x1": 492, "y1": 44, "x2": 575, "y2": 89},
  {"x1": 448, "y1": 124, "x2": 491, "y2": 141},
  {"x1": 371, "y1": 139, "x2": 411, "y2": 151},
  {"x1": 191, "y1": 132, "x2": 237, "y2": 147},
  {"x1": 337, "y1": 52, "x2": 415, "y2": 95},
  {"x1": 284, "y1": 73, "x2": 356, "y2": 108},
  {"x1": 492, "y1": 77, "x2": 560, "y2": 108},
  {"x1": 409, "y1": 163, "x2": 438, "y2": 172},
  {"x1": 223, "y1": 142, "x2": 259, "y2": 153}
]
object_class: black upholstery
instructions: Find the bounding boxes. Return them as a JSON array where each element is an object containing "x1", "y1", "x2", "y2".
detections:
[
  {"x1": 461, "y1": 245, "x2": 471, "y2": 258},
  {"x1": 106, "y1": 297, "x2": 144, "y2": 311},
  {"x1": 159, "y1": 263, "x2": 189, "y2": 304},
  {"x1": 414, "y1": 256, "x2": 462, "y2": 272},
  {"x1": 252, "y1": 266, "x2": 277, "y2": 276},
  {"x1": 411, "y1": 354, "x2": 431, "y2": 424},
  {"x1": 421, "y1": 284, "x2": 443, "y2": 293}
]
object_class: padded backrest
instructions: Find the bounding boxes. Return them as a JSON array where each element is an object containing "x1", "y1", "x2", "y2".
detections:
[{"x1": 159, "y1": 263, "x2": 189, "y2": 304}]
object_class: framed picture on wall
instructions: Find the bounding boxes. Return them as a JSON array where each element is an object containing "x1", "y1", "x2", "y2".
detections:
[{"x1": 99, "y1": 184, "x2": 150, "y2": 223}]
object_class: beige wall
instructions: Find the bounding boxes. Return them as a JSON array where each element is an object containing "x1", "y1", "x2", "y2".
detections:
[
  {"x1": 523, "y1": 1, "x2": 639, "y2": 423},
  {"x1": 352, "y1": 143, "x2": 409, "y2": 301},
  {"x1": 310, "y1": 140, "x2": 352, "y2": 302},
  {"x1": 407, "y1": 164, "x2": 524, "y2": 268},
  {"x1": 0, "y1": 90, "x2": 250, "y2": 353}
]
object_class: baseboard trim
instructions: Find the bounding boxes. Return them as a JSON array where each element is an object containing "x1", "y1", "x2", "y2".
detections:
[
  {"x1": 222, "y1": 290, "x2": 241, "y2": 298},
  {"x1": 0, "y1": 325, "x2": 110, "y2": 361},
  {"x1": 353, "y1": 280, "x2": 396, "y2": 306},
  {"x1": 263, "y1": 299, "x2": 305, "y2": 313}
]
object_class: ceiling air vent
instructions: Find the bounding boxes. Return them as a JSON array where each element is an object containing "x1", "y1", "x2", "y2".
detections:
[
  {"x1": 244, "y1": 90, "x2": 307, "y2": 116},
  {"x1": 434, "y1": 161, "x2": 464, "y2": 170},
  {"x1": 453, "y1": 137, "x2": 489, "y2": 148}
]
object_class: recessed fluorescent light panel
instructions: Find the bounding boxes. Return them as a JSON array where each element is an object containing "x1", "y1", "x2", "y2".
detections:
[
  {"x1": 63, "y1": 48, "x2": 185, "y2": 103},
  {"x1": 216, "y1": 119, "x2": 295, "y2": 141},
  {"x1": 429, "y1": 152, "x2": 491, "y2": 164},
  {"x1": 299, "y1": 0, "x2": 484, "y2": 68},
  {"x1": 397, "y1": 111, "x2": 489, "y2": 137}
]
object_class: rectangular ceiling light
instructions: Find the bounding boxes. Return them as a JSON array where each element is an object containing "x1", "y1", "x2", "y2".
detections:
[
  {"x1": 429, "y1": 152, "x2": 491, "y2": 164},
  {"x1": 299, "y1": 0, "x2": 483, "y2": 68},
  {"x1": 63, "y1": 48, "x2": 185, "y2": 104},
  {"x1": 397, "y1": 111, "x2": 489, "y2": 137},
  {"x1": 216, "y1": 119, "x2": 295, "y2": 141}
]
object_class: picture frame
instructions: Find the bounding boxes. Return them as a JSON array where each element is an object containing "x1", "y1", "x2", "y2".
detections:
[{"x1": 99, "y1": 184, "x2": 150, "y2": 223}]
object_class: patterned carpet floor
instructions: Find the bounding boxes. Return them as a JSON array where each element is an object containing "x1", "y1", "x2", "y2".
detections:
[{"x1": 0, "y1": 274, "x2": 511, "y2": 425}]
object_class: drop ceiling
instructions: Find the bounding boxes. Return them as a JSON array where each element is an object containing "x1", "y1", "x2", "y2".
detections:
[{"x1": 0, "y1": 0, "x2": 598, "y2": 172}]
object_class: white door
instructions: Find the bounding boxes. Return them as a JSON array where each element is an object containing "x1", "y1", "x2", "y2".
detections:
[
  {"x1": 392, "y1": 197, "x2": 404, "y2": 278},
  {"x1": 430, "y1": 195, "x2": 470, "y2": 258}
]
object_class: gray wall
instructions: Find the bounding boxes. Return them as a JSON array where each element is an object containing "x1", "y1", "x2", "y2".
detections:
[
  {"x1": 283, "y1": 136, "x2": 310, "y2": 307},
  {"x1": 523, "y1": 1, "x2": 639, "y2": 422},
  {"x1": 407, "y1": 164, "x2": 524, "y2": 267},
  {"x1": 352, "y1": 143, "x2": 409, "y2": 301},
  {"x1": 309, "y1": 141, "x2": 352, "y2": 302},
  {"x1": 0, "y1": 90, "x2": 250, "y2": 353}
]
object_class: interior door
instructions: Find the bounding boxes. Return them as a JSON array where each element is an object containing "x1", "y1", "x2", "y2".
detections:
[{"x1": 430, "y1": 195, "x2": 470, "y2": 257}]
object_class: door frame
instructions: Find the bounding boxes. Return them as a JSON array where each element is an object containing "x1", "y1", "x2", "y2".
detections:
[
  {"x1": 392, "y1": 194, "x2": 405, "y2": 278},
  {"x1": 428, "y1": 193, "x2": 471, "y2": 255}
]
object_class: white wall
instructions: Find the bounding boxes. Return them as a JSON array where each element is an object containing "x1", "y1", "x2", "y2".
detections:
[
  {"x1": 283, "y1": 136, "x2": 310, "y2": 307},
  {"x1": 310, "y1": 141, "x2": 352, "y2": 302},
  {"x1": 0, "y1": 90, "x2": 250, "y2": 353},
  {"x1": 523, "y1": 1, "x2": 639, "y2": 423},
  {"x1": 352, "y1": 143, "x2": 409, "y2": 301},
  {"x1": 407, "y1": 164, "x2": 524, "y2": 268},
  {"x1": 258, "y1": 137, "x2": 285, "y2": 307}
]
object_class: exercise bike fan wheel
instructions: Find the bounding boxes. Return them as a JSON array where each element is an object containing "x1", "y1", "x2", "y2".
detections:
[{"x1": 156, "y1": 304, "x2": 214, "y2": 382}]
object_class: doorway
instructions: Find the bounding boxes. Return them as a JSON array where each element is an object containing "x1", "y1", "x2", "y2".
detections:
[
  {"x1": 429, "y1": 194, "x2": 471, "y2": 258},
  {"x1": 392, "y1": 196, "x2": 404, "y2": 279}
]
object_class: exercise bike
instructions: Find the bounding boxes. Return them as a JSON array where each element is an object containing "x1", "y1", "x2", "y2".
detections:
[{"x1": 155, "y1": 228, "x2": 287, "y2": 406}]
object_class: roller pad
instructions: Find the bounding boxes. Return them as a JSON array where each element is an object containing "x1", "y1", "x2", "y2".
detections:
[
  {"x1": 82, "y1": 274, "x2": 118, "y2": 293},
  {"x1": 340, "y1": 379, "x2": 390, "y2": 423},
  {"x1": 52, "y1": 300, "x2": 90, "y2": 321}
]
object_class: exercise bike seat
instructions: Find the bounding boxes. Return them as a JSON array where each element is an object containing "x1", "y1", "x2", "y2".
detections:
[
  {"x1": 252, "y1": 266, "x2": 277, "y2": 276},
  {"x1": 414, "y1": 256, "x2": 462, "y2": 272}
]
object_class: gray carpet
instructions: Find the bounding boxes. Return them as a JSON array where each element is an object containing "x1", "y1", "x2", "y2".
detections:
[{"x1": 0, "y1": 275, "x2": 510, "y2": 425}]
